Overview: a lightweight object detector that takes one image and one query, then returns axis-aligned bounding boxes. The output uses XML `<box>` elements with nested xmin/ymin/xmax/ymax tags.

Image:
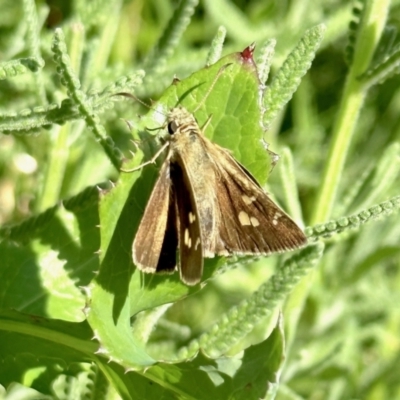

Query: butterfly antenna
<box><xmin>115</xmin><ymin>92</ymin><xmax>167</xmax><ymax>118</ymax></box>
<box><xmin>194</xmin><ymin>63</ymin><xmax>232</xmax><ymax>113</ymax></box>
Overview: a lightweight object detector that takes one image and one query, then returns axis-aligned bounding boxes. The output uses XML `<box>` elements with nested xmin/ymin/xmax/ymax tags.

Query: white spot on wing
<box><xmin>238</xmin><ymin>211</ymin><xmax>251</xmax><ymax>226</ymax></box>
<box><xmin>184</xmin><ymin>229</ymin><xmax>192</xmax><ymax>247</ymax></box>
<box><xmin>250</xmin><ymin>217</ymin><xmax>260</xmax><ymax>227</ymax></box>
<box><xmin>242</xmin><ymin>195</ymin><xmax>256</xmax><ymax>205</ymax></box>
<box><xmin>272</xmin><ymin>212</ymin><xmax>282</xmax><ymax>226</ymax></box>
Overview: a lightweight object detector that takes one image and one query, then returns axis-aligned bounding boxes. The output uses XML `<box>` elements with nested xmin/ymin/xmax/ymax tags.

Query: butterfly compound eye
<box><xmin>168</xmin><ymin>121</ymin><xmax>178</xmax><ymax>135</ymax></box>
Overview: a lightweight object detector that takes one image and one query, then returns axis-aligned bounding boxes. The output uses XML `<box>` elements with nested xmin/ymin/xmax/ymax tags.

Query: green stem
<box><xmin>36</xmin><ymin>124</ymin><xmax>70</xmax><ymax>212</ymax></box>
<box><xmin>311</xmin><ymin>0</ymin><xmax>390</xmax><ymax>224</ymax></box>
<box><xmin>279</xmin><ymin>148</ymin><xmax>304</xmax><ymax>224</ymax></box>
<box><xmin>36</xmin><ymin>28</ymin><xmax>85</xmax><ymax>211</ymax></box>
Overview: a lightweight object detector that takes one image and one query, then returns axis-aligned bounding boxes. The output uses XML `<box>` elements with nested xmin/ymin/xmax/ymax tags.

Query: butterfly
<box><xmin>131</xmin><ymin>104</ymin><xmax>307</xmax><ymax>285</ymax></box>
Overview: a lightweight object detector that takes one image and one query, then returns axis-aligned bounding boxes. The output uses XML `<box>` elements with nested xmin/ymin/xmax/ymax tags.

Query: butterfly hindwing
<box><xmin>132</xmin><ymin>160</ymin><xmax>177</xmax><ymax>274</ymax></box>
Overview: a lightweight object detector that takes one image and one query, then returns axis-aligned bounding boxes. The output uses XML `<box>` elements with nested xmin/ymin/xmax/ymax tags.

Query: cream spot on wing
<box><xmin>189</xmin><ymin>212</ymin><xmax>196</xmax><ymax>224</ymax></box>
<box><xmin>272</xmin><ymin>212</ymin><xmax>282</xmax><ymax>226</ymax></box>
<box><xmin>184</xmin><ymin>229</ymin><xmax>192</xmax><ymax>247</ymax></box>
<box><xmin>194</xmin><ymin>237</ymin><xmax>201</xmax><ymax>250</ymax></box>
<box><xmin>238</xmin><ymin>211</ymin><xmax>251</xmax><ymax>226</ymax></box>
<box><xmin>242</xmin><ymin>195</ymin><xmax>256</xmax><ymax>205</ymax></box>
<box><xmin>250</xmin><ymin>217</ymin><xmax>260</xmax><ymax>227</ymax></box>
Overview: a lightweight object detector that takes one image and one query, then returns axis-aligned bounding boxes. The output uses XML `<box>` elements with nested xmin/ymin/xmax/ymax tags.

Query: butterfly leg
<box><xmin>120</xmin><ymin>141</ymin><xmax>169</xmax><ymax>173</ymax></box>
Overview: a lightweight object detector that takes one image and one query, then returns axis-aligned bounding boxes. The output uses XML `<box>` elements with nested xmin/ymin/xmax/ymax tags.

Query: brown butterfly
<box><xmin>131</xmin><ymin>103</ymin><xmax>307</xmax><ymax>285</ymax></box>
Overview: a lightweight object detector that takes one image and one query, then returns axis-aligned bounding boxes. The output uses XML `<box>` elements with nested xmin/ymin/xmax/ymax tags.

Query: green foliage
<box><xmin>1</xmin><ymin>0</ymin><xmax>400</xmax><ymax>399</ymax></box>
<box><xmin>263</xmin><ymin>25</ymin><xmax>325</xmax><ymax>129</ymax></box>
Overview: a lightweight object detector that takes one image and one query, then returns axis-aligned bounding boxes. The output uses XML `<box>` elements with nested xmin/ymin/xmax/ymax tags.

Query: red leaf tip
<box><xmin>241</xmin><ymin>43</ymin><xmax>256</xmax><ymax>62</ymax></box>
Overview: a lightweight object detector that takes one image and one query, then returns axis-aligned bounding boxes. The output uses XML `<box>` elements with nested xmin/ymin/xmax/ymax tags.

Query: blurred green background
<box><xmin>1</xmin><ymin>0</ymin><xmax>400</xmax><ymax>399</ymax></box>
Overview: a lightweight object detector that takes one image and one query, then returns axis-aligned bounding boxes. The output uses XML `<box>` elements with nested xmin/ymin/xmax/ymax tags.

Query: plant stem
<box><xmin>311</xmin><ymin>0</ymin><xmax>390</xmax><ymax>224</ymax></box>
<box><xmin>36</xmin><ymin>124</ymin><xmax>69</xmax><ymax>212</ymax></box>
<box><xmin>36</xmin><ymin>27</ymin><xmax>85</xmax><ymax>211</ymax></box>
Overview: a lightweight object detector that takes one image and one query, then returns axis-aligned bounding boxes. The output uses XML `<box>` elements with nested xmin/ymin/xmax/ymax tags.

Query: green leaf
<box><xmin>142</xmin><ymin>317</ymin><xmax>285</xmax><ymax>399</ymax></box>
<box><xmin>88</xmin><ymin>47</ymin><xmax>272</xmax><ymax>369</ymax></box>
<box><xmin>263</xmin><ymin>24</ymin><xmax>325</xmax><ymax>129</ymax></box>
<box><xmin>0</xmin><ymin>192</ymin><xmax>100</xmax><ymax>320</ymax></box>
<box><xmin>141</xmin><ymin>47</ymin><xmax>272</xmax><ymax>183</ymax></box>
<box><xmin>0</xmin><ymin>309</ymin><xmax>95</xmax><ymax>395</ymax></box>
<box><xmin>0</xmin><ymin>57</ymin><xmax>44</xmax><ymax>80</ymax></box>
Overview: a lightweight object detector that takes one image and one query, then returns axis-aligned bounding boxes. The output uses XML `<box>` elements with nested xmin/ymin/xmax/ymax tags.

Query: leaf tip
<box><xmin>240</xmin><ymin>43</ymin><xmax>256</xmax><ymax>63</ymax></box>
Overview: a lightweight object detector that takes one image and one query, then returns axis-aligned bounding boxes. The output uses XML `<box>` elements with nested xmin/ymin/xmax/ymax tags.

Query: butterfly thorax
<box><xmin>167</xmin><ymin>106</ymin><xmax>220</xmax><ymax>255</ymax></box>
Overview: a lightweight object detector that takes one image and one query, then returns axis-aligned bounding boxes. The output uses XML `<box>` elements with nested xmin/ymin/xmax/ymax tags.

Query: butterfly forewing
<box><xmin>132</xmin><ymin>160</ymin><xmax>177</xmax><ymax>274</ymax></box>
<box><xmin>205</xmin><ymin>142</ymin><xmax>307</xmax><ymax>255</ymax></box>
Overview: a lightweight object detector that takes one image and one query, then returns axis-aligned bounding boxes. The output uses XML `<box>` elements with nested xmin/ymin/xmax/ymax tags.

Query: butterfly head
<box><xmin>167</xmin><ymin>106</ymin><xmax>198</xmax><ymax>137</ymax></box>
